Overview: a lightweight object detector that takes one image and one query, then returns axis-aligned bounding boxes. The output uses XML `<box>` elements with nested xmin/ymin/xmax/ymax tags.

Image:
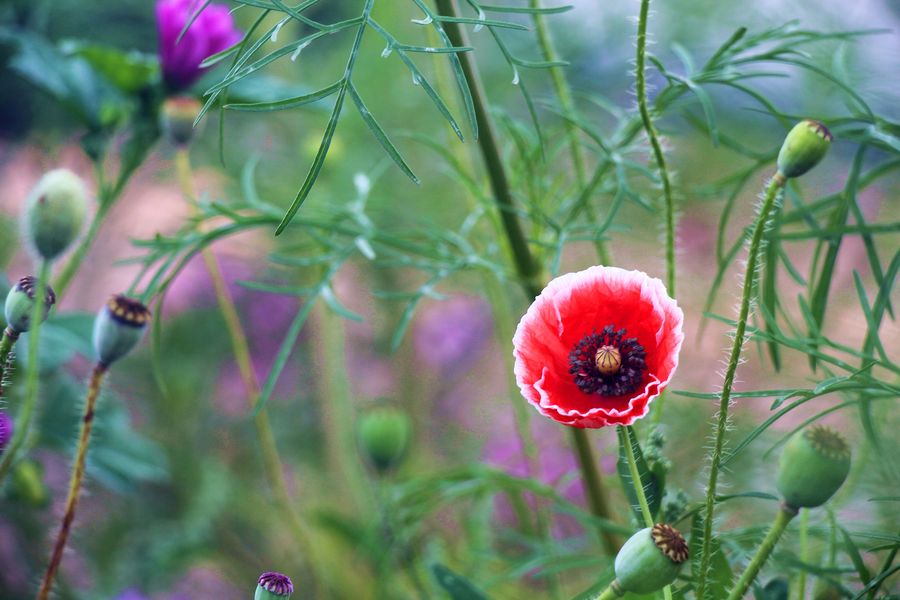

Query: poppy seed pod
<box><xmin>4</xmin><ymin>276</ymin><xmax>56</xmax><ymax>334</ymax></box>
<box><xmin>776</xmin><ymin>425</ymin><xmax>850</xmax><ymax>509</ymax></box>
<box><xmin>161</xmin><ymin>96</ymin><xmax>202</xmax><ymax>146</ymax></box>
<box><xmin>357</xmin><ymin>407</ymin><xmax>412</xmax><ymax>473</ymax></box>
<box><xmin>25</xmin><ymin>169</ymin><xmax>87</xmax><ymax>261</ymax></box>
<box><xmin>776</xmin><ymin>120</ymin><xmax>832</xmax><ymax>180</ymax></box>
<box><xmin>255</xmin><ymin>572</ymin><xmax>293</xmax><ymax>599</ymax></box>
<box><xmin>92</xmin><ymin>295</ymin><xmax>151</xmax><ymax>367</ymax></box>
<box><xmin>614</xmin><ymin>524</ymin><xmax>688</xmax><ymax>595</ymax></box>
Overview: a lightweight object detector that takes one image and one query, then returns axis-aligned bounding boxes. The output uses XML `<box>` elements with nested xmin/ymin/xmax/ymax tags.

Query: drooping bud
<box><xmin>776</xmin><ymin>425</ymin><xmax>850</xmax><ymax>509</ymax></box>
<box><xmin>160</xmin><ymin>96</ymin><xmax>202</xmax><ymax>146</ymax></box>
<box><xmin>92</xmin><ymin>295</ymin><xmax>151</xmax><ymax>367</ymax></box>
<box><xmin>776</xmin><ymin>120</ymin><xmax>832</xmax><ymax>180</ymax></box>
<box><xmin>613</xmin><ymin>524</ymin><xmax>688</xmax><ymax>594</ymax></box>
<box><xmin>357</xmin><ymin>406</ymin><xmax>412</xmax><ymax>473</ymax></box>
<box><xmin>0</xmin><ymin>411</ymin><xmax>12</xmax><ymax>454</ymax></box>
<box><xmin>4</xmin><ymin>276</ymin><xmax>56</xmax><ymax>334</ymax></box>
<box><xmin>255</xmin><ymin>572</ymin><xmax>293</xmax><ymax>599</ymax></box>
<box><xmin>25</xmin><ymin>169</ymin><xmax>87</xmax><ymax>261</ymax></box>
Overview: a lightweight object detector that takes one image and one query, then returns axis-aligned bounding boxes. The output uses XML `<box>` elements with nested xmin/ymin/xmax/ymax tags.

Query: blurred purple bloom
<box><xmin>413</xmin><ymin>296</ymin><xmax>493</xmax><ymax>375</ymax></box>
<box><xmin>0</xmin><ymin>411</ymin><xmax>12</xmax><ymax>453</ymax></box>
<box><xmin>114</xmin><ymin>589</ymin><xmax>149</xmax><ymax>600</ymax></box>
<box><xmin>156</xmin><ymin>0</ymin><xmax>242</xmax><ymax>91</ymax></box>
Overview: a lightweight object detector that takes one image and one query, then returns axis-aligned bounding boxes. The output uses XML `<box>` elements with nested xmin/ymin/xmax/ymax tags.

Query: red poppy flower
<box><xmin>513</xmin><ymin>266</ymin><xmax>683</xmax><ymax>428</ymax></box>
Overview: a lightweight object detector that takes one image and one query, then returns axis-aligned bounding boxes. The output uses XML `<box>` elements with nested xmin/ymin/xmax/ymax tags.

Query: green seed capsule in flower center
<box><xmin>595</xmin><ymin>345</ymin><xmax>622</xmax><ymax>375</ymax></box>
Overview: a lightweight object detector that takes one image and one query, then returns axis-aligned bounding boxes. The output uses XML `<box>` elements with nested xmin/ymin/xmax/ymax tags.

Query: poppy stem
<box><xmin>0</xmin><ymin>328</ymin><xmax>17</xmax><ymax>397</ymax></box>
<box><xmin>529</xmin><ymin>0</ymin><xmax>611</xmax><ymax>266</ymax></box>
<box><xmin>434</xmin><ymin>0</ymin><xmax>620</xmax><ymax>553</ymax></box>
<box><xmin>36</xmin><ymin>363</ymin><xmax>107</xmax><ymax>600</ymax></box>
<box><xmin>173</xmin><ymin>147</ymin><xmax>321</xmax><ymax>587</ymax></box>
<box><xmin>0</xmin><ymin>260</ymin><xmax>50</xmax><ymax>486</ymax></box>
<box><xmin>726</xmin><ymin>504</ymin><xmax>797</xmax><ymax>600</ymax></box>
<box><xmin>636</xmin><ymin>0</ymin><xmax>677</xmax><ymax>298</ymax></box>
<box><xmin>695</xmin><ymin>176</ymin><xmax>785</xmax><ymax>600</ymax></box>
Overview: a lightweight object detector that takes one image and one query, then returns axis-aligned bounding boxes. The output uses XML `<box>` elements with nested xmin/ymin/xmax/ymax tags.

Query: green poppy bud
<box><xmin>25</xmin><ymin>169</ymin><xmax>87</xmax><ymax>261</ymax></box>
<box><xmin>357</xmin><ymin>407</ymin><xmax>412</xmax><ymax>473</ymax></box>
<box><xmin>812</xmin><ymin>580</ymin><xmax>843</xmax><ymax>600</ymax></box>
<box><xmin>776</xmin><ymin>120</ymin><xmax>832</xmax><ymax>180</ymax></box>
<box><xmin>776</xmin><ymin>426</ymin><xmax>850</xmax><ymax>509</ymax></box>
<box><xmin>761</xmin><ymin>578</ymin><xmax>790</xmax><ymax>600</ymax></box>
<box><xmin>92</xmin><ymin>295</ymin><xmax>151</xmax><ymax>367</ymax></box>
<box><xmin>614</xmin><ymin>524</ymin><xmax>688</xmax><ymax>595</ymax></box>
<box><xmin>160</xmin><ymin>96</ymin><xmax>202</xmax><ymax>146</ymax></box>
<box><xmin>255</xmin><ymin>572</ymin><xmax>293</xmax><ymax>599</ymax></box>
<box><xmin>9</xmin><ymin>459</ymin><xmax>50</xmax><ymax>507</ymax></box>
<box><xmin>4</xmin><ymin>276</ymin><xmax>56</xmax><ymax>334</ymax></box>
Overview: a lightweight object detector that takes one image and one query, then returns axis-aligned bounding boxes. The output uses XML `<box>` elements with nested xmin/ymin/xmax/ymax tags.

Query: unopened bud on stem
<box><xmin>4</xmin><ymin>276</ymin><xmax>56</xmax><ymax>334</ymax></box>
<box><xmin>25</xmin><ymin>169</ymin><xmax>87</xmax><ymax>261</ymax></box>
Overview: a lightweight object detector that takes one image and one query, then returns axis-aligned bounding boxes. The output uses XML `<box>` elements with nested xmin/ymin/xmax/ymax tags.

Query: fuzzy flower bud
<box><xmin>161</xmin><ymin>96</ymin><xmax>202</xmax><ymax>146</ymax></box>
<box><xmin>614</xmin><ymin>524</ymin><xmax>688</xmax><ymax>595</ymax></box>
<box><xmin>777</xmin><ymin>425</ymin><xmax>850</xmax><ymax>509</ymax></box>
<box><xmin>25</xmin><ymin>169</ymin><xmax>87</xmax><ymax>261</ymax></box>
<box><xmin>776</xmin><ymin>120</ymin><xmax>832</xmax><ymax>180</ymax></box>
<box><xmin>0</xmin><ymin>411</ymin><xmax>12</xmax><ymax>454</ymax></box>
<box><xmin>93</xmin><ymin>295</ymin><xmax>151</xmax><ymax>367</ymax></box>
<box><xmin>4</xmin><ymin>276</ymin><xmax>56</xmax><ymax>334</ymax></box>
<box><xmin>255</xmin><ymin>572</ymin><xmax>293</xmax><ymax>599</ymax></box>
<box><xmin>357</xmin><ymin>407</ymin><xmax>412</xmax><ymax>473</ymax></box>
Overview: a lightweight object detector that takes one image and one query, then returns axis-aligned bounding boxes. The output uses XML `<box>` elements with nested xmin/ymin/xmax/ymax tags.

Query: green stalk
<box><xmin>53</xmin><ymin>201</ymin><xmax>111</xmax><ymax>298</ymax></box>
<box><xmin>0</xmin><ymin>329</ymin><xmax>17</xmax><ymax>395</ymax></box>
<box><xmin>592</xmin><ymin>582</ymin><xmax>624</xmax><ymax>600</ymax></box>
<box><xmin>571</xmin><ymin>428</ymin><xmax>620</xmax><ymax>553</ymax></box>
<box><xmin>620</xmin><ymin>425</ymin><xmax>673</xmax><ymax>600</ymax></box>
<box><xmin>635</xmin><ymin>0</ymin><xmax>676</xmax><ymax>297</ymax></box>
<box><xmin>529</xmin><ymin>0</ymin><xmax>611</xmax><ymax>265</ymax></box>
<box><xmin>434</xmin><ymin>0</ymin><xmax>618</xmax><ymax>553</ymax></box>
<box><xmin>0</xmin><ymin>261</ymin><xmax>50</xmax><ymax>484</ymax></box>
<box><xmin>796</xmin><ymin>508</ymin><xmax>810</xmax><ymax>600</ymax></box>
<box><xmin>695</xmin><ymin>176</ymin><xmax>785</xmax><ymax>600</ymax></box>
<box><xmin>726</xmin><ymin>504</ymin><xmax>798</xmax><ymax>600</ymax></box>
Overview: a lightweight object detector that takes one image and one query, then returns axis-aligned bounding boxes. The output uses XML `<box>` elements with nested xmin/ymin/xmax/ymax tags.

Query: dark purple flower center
<box><xmin>258</xmin><ymin>572</ymin><xmax>293</xmax><ymax>596</ymax></box>
<box><xmin>569</xmin><ymin>325</ymin><xmax>646</xmax><ymax>397</ymax></box>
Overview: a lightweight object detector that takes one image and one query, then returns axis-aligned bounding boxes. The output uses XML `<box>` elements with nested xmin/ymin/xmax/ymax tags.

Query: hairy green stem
<box><xmin>635</xmin><ymin>0</ymin><xmax>676</xmax><ymax>296</ymax></box>
<box><xmin>529</xmin><ymin>0</ymin><xmax>611</xmax><ymax>265</ymax></box>
<box><xmin>696</xmin><ymin>176</ymin><xmax>784</xmax><ymax>600</ymax></box>
<box><xmin>36</xmin><ymin>363</ymin><xmax>107</xmax><ymax>600</ymax></box>
<box><xmin>0</xmin><ymin>261</ymin><xmax>50</xmax><ymax>485</ymax></box>
<box><xmin>435</xmin><ymin>0</ymin><xmax>618</xmax><ymax>553</ymax></box>
<box><xmin>726</xmin><ymin>504</ymin><xmax>798</xmax><ymax>600</ymax></box>
<box><xmin>796</xmin><ymin>508</ymin><xmax>810</xmax><ymax>600</ymax></box>
<box><xmin>620</xmin><ymin>425</ymin><xmax>673</xmax><ymax>600</ymax></box>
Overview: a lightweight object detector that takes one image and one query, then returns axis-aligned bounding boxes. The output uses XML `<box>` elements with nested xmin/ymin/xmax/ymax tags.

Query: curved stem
<box><xmin>726</xmin><ymin>504</ymin><xmax>797</xmax><ymax>600</ymax></box>
<box><xmin>635</xmin><ymin>0</ymin><xmax>676</xmax><ymax>297</ymax></box>
<box><xmin>529</xmin><ymin>0</ymin><xmax>611</xmax><ymax>265</ymax></box>
<box><xmin>435</xmin><ymin>0</ymin><xmax>618</xmax><ymax>552</ymax></box>
<box><xmin>173</xmin><ymin>148</ymin><xmax>319</xmax><ymax>581</ymax></box>
<box><xmin>0</xmin><ymin>261</ymin><xmax>50</xmax><ymax>485</ymax></box>
<box><xmin>36</xmin><ymin>363</ymin><xmax>107</xmax><ymax>600</ymax></box>
<box><xmin>696</xmin><ymin>176</ymin><xmax>784</xmax><ymax>600</ymax></box>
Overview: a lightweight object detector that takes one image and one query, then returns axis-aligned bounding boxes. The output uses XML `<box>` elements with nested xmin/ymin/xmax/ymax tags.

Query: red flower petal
<box><xmin>513</xmin><ymin>266</ymin><xmax>683</xmax><ymax>428</ymax></box>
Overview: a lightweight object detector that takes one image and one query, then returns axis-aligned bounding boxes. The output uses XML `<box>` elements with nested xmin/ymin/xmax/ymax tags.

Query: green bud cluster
<box><xmin>92</xmin><ymin>295</ymin><xmax>151</xmax><ymax>367</ymax></box>
<box><xmin>613</xmin><ymin>524</ymin><xmax>688</xmax><ymax>595</ymax></box>
<box><xmin>357</xmin><ymin>406</ymin><xmax>412</xmax><ymax>473</ymax></box>
<box><xmin>24</xmin><ymin>169</ymin><xmax>87</xmax><ymax>261</ymax></box>
<box><xmin>4</xmin><ymin>276</ymin><xmax>56</xmax><ymax>335</ymax></box>
<box><xmin>776</xmin><ymin>426</ymin><xmax>850</xmax><ymax>509</ymax></box>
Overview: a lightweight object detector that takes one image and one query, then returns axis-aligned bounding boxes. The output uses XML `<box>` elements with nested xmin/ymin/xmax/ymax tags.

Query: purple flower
<box><xmin>114</xmin><ymin>589</ymin><xmax>149</xmax><ymax>600</ymax></box>
<box><xmin>0</xmin><ymin>411</ymin><xmax>12</xmax><ymax>454</ymax></box>
<box><xmin>156</xmin><ymin>0</ymin><xmax>242</xmax><ymax>91</ymax></box>
<box><xmin>413</xmin><ymin>296</ymin><xmax>493</xmax><ymax>376</ymax></box>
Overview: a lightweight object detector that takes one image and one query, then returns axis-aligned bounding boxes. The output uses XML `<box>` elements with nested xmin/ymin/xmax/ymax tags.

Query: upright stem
<box><xmin>796</xmin><ymin>508</ymin><xmax>810</xmax><ymax>600</ymax></box>
<box><xmin>36</xmin><ymin>363</ymin><xmax>108</xmax><ymax>600</ymax></box>
<box><xmin>696</xmin><ymin>176</ymin><xmax>784</xmax><ymax>600</ymax></box>
<box><xmin>0</xmin><ymin>261</ymin><xmax>50</xmax><ymax>485</ymax></box>
<box><xmin>726</xmin><ymin>504</ymin><xmax>798</xmax><ymax>600</ymax></box>
<box><xmin>620</xmin><ymin>425</ymin><xmax>673</xmax><ymax>600</ymax></box>
<box><xmin>53</xmin><ymin>202</ymin><xmax>111</xmax><ymax>298</ymax></box>
<box><xmin>0</xmin><ymin>329</ymin><xmax>17</xmax><ymax>396</ymax></box>
<box><xmin>172</xmin><ymin>148</ymin><xmax>318</xmax><ymax>577</ymax></box>
<box><xmin>434</xmin><ymin>0</ymin><xmax>617</xmax><ymax>550</ymax></box>
<box><xmin>592</xmin><ymin>582</ymin><xmax>624</xmax><ymax>600</ymax></box>
<box><xmin>571</xmin><ymin>428</ymin><xmax>618</xmax><ymax>553</ymax></box>
<box><xmin>635</xmin><ymin>0</ymin><xmax>676</xmax><ymax>296</ymax></box>
<box><xmin>529</xmin><ymin>0</ymin><xmax>611</xmax><ymax>265</ymax></box>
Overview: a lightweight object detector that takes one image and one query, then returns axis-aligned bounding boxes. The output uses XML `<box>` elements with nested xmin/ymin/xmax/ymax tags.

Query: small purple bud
<box><xmin>255</xmin><ymin>572</ymin><xmax>293</xmax><ymax>599</ymax></box>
